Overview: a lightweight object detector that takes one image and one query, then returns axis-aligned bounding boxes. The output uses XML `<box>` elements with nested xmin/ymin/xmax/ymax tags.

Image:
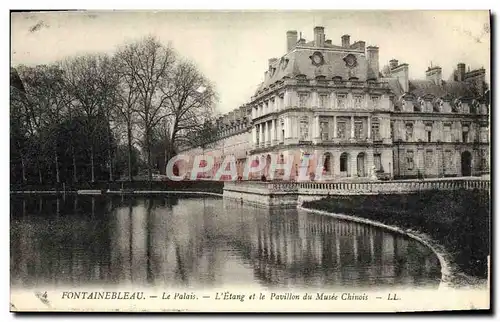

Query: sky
<box><xmin>11</xmin><ymin>10</ymin><xmax>490</xmax><ymax>114</ymax></box>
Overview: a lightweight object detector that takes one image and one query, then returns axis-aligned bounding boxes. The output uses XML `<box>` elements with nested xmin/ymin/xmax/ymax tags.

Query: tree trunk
<box><xmin>108</xmin><ymin>147</ymin><xmax>113</xmax><ymax>182</ymax></box>
<box><xmin>127</xmin><ymin>125</ymin><xmax>133</xmax><ymax>182</ymax></box>
<box><xmin>55</xmin><ymin>149</ymin><xmax>60</xmax><ymax>184</ymax></box>
<box><xmin>90</xmin><ymin>145</ymin><xmax>95</xmax><ymax>183</ymax></box>
<box><xmin>146</xmin><ymin>128</ymin><xmax>152</xmax><ymax>183</ymax></box>
<box><xmin>72</xmin><ymin>148</ymin><xmax>78</xmax><ymax>183</ymax></box>
<box><xmin>38</xmin><ymin>162</ymin><xmax>43</xmax><ymax>184</ymax></box>
<box><xmin>21</xmin><ymin>156</ymin><xmax>27</xmax><ymax>184</ymax></box>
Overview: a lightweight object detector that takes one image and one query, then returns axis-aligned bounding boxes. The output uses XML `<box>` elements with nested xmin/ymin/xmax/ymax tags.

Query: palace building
<box><xmin>179</xmin><ymin>26</ymin><xmax>490</xmax><ymax>181</ymax></box>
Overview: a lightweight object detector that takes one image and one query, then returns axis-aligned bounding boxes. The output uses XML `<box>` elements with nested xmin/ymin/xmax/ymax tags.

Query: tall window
<box><xmin>372</xmin><ymin>121</ymin><xmax>380</xmax><ymax>141</ymax></box>
<box><xmin>323</xmin><ymin>153</ymin><xmax>332</xmax><ymax>174</ymax></box>
<box><xmin>406</xmin><ymin>150</ymin><xmax>414</xmax><ymax>170</ymax></box>
<box><xmin>340</xmin><ymin>153</ymin><xmax>348</xmax><ymax>172</ymax></box>
<box><xmin>280</xmin><ymin>119</ymin><xmax>285</xmax><ymax>143</ymax></box>
<box><xmin>425</xmin><ymin>149</ymin><xmax>433</xmax><ymax>169</ymax></box>
<box><xmin>390</xmin><ymin>121</ymin><xmax>395</xmax><ymax>139</ymax></box>
<box><xmin>354</xmin><ymin>121</ymin><xmax>364</xmax><ymax>139</ymax></box>
<box><xmin>462</xmin><ymin>124</ymin><xmax>469</xmax><ymax>143</ymax></box>
<box><xmin>320</xmin><ymin>121</ymin><xmax>329</xmax><ymax>140</ymax></box>
<box><xmin>480</xmin><ymin>149</ymin><xmax>488</xmax><ymax>170</ymax></box>
<box><xmin>299</xmin><ymin>93</ymin><xmax>308</xmax><ymax>108</ymax></box>
<box><xmin>354</xmin><ymin>95</ymin><xmax>363</xmax><ymax>109</ymax></box>
<box><xmin>480</xmin><ymin>126</ymin><xmax>488</xmax><ymax>143</ymax></box>
<box><xmin>445</xmin><ymin>150</ymin><xmax>453</xmax><ymax>170</ymax></box>
<box><xmin>319</xmin><ymin>94</ymin><xmax>328</xmax><ymax>108</ymax></box>
<box><xmin>299</xmin><ymin>117</ymin><xmax>309</xmax><ymax>141</ymax></box>
<box><xmin>425</xmin><ymin>123</ymin><xmax>433</xmax><ymax>142</ymax></box>
<box><xmin>337</xmin><ymin>121</ymin><xmax>347</xmax><ymax>139</ymax></box>
<box><xmin>337</xmin><ymin>94</ymin><xmax>346</xmax><ymax>109</ymax></box>
<box><xmin>405</xmin><ymin>123</ymin><xmax>414</xmax><ymax>142</ymax></box>
<box><xmin>443</xmin><ymin>124</ymin><xmax>452</xmax><ymax>142</ymax></box>
<box><xmin>374</xmin><ymin>153</ymin><xmax>382</xmax><ymax>171</ymax></box>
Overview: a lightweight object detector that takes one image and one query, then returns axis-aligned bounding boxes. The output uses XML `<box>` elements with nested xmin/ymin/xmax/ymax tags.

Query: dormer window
<box><xmin>433</xmin><ymin>98</ymin><xmax>443</xmax><ymax>112</ymax></box>
<box><xmin>354</xmin><ymin>95</ymin><xmax>363</xmax><ymax>108</ymax></box>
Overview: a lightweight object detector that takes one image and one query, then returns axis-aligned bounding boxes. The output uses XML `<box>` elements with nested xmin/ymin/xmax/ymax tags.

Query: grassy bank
<box><xmin>302</xmin><ymin>189</ymin><xmax>490</xmax><ymax>279</ymax></box>
<box><xmin>10</xmin><ymin>180</ymin><xmax>224</xmax><ymax>194</ymax></box>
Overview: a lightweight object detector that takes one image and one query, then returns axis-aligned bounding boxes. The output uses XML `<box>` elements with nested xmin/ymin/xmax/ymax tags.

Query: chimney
<box><xmin>314</xmin><ymin>26</ymin><xmax>325</xmax><ymax>47</ymax></box>
<box><xmin>351</xmin><ymin>41</ymin><xmax>365</xmax><ymax>51</ymax></box>
<box><xmin>389</xmin><ymin>59</ymin><xmax>399</xmax><ymax>70</ymax></box>
<box><xmin>426</xmin><ymin>66</ymin><xmax>442</xmax><ymax>85</ymax></box>
<box><xmin>457</xmin><ymin>63</ymin><xmax>466</xmax><ymax>81</ymax></box>
<box><xmin>366</xmin><ymin>46</ymin><xmax>380</xmax><ymax>80</ymax></box>
<box><xmin>325</xmin><ymin>39</ymin><xmax>332</xmax><ymax>45</ymax></box>
<box><xmin>268</xmin><ymin>58</ymin><xmax>277</xmax><ymax>69</ymax></box>
<box><xmin>286</xmin><ymin>30</ymin><xmax>298</xmax><ymax>52</ymax></box>
<box><xmin>341</xmin><ymin>35</ymin><xmax>350</xmax><ymax>48</ymax></box>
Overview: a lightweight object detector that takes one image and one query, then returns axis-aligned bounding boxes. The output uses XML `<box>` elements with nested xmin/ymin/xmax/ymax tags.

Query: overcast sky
<box><xmin>11</xmin><ymin>10</ymin><xmax>490</xmax><ymax>114</ymax></box>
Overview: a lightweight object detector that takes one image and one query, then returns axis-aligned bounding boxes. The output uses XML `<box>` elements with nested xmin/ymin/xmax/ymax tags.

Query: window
<box><xmin>425</xmin><ymin>123</ymin><xmax>433</xmax><ymax>142</ymax></box>
<box><xmin>425</xmin><ymin>150</ymin><xmax>433</xmax><ymax>169</ymax></box>
<box><xmin>374</xmin><ymin>153</ymin><xmax>382</xmax><ymax>171</ymax></box>
<box><xmin>354</xmin><ymin>95</ymin><xmax>363</xmax><ymax>108</ymax></box>
<box><xmin>444</xmin><ymin>124</ymin><xmax>452</xmax><ymax>142</ymax></box>
<box><xmin>299</xmin><ymin>93</ymin><xmax>308</xmax><ymax>108</ymax></box>
<box><xmin>406</xmin><ymin>150</ymin><xmax>414</xmax><ymax>170</ymax></box>
<box><xmin>337</xmin><ymin>121</ymin><xmax>347</xmax><ymax>139</ymax></box>
<box><xmin>405</xmin><ymin>123</ymin><xmax>414</xmax><ymax>142</ymax></box>
<box><xmin>299</xmin><ymin>117</ymin><xmax>309</xmax><ymax>140</ymax></box>
<box><xmin>480</xmin><ymin>150</ymin><xmax>488</xmax><ymax>170</ymax></box>
<box><xmin>371</xmin><ymin>96</ymin><xmax>380</xmax><ymax>108</ymax></box>
<box><xmin>320</xmin><ymin>121</ymin><xmax>329</xmax><ymax>140</ymax></box>
<box><xmin>390</xmin><ymin>121</ymin><xmax>395</xmax><ymax>139</ymax></box>
<box><xmin>480</xmin><ymin>126</ymin><xmax>488</xmax><ymax>143</ymax></box>
<box><xmin>340</xmin><ymin>153</ymin><xmax>348</xmax><ymax>172</ymax></box>
<box><xmin>319</xmin><ymin>94</ymin><xmax>328</xmax><ymax>108</ymax></box>
<box><xmin>323</xmin><ymin>153</ymin><xmax>332</xmax><ymax>174</ymax></box>
<box><xmin>337</xmin><ymin>94</ymin><xmax>346</xmax><ymax>109</ymax></box>
<box><xmin>372</xmin><ymin>121</ymin><xmax>380</xmax><ymax>141</ymax></box>
<box><xmin>445</xmin><ymin>150</ymin><xmax>453</xmax><ymax>170</ymax></box>
<box><xmin>354</xmin><ymin>121</ymin><xmax>364</xmax><ymax>139</ymax></box>
<box><xmin>256</xmin><ymin>126</ymin><xmax>260</xmax><ymax>145</ymax></box>
<box><xmin>462</xmin><ymin>124</ymin><xmax>469</xmax><ymax>143</ymax></box>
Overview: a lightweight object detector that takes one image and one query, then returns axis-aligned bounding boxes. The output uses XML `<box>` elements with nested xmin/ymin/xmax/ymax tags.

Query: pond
<box><xmin>10</xmin><ymin>195</ymin><xmax>441</xmax><ymax>290</ymax></box>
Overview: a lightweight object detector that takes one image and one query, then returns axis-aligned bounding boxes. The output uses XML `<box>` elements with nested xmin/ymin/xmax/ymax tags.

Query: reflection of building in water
<box><xmin>11</xmin><ymin>196</ymin><xmax>441</xmax><ymax>289</ymax></box>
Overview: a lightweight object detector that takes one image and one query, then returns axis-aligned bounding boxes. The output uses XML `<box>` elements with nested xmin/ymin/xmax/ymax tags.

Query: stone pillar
<box><xmin>333</xmin><ymin>115</ymin><xmax>337</xmax><ymax>138</ymax></box>
<box><xmin>252</xmin><ymin>125</ymin><xmax>257</xmax><ymax>147</ymax></box>
<box><xmin>263</xmin><ymin>121</ymin><xmax>268</xmax><ymax>146</ymax></box>
<box><xmin>366</xmin><ymin>149</ymin><xmax>375</xmax><ymax>179</ymax></box>
<box><xmin>259</xmin><ymin>123</ymin><xmax>265</xmax><ymax>147</ymax></box>
<box><xmin>350</xmin><ymin>116</ymin><xmax>355</xmax><ymax>139</ymax></box>
<box><xmin>367</xmin><ymin>116</ymin><xmax>371</xmax><ymax>139</ymax></box>
<box><xmin>314</xmin><ymin>115</ymin><xmax>320</xmax><ymax>140</ymax></box>
<box><xmin>271</xmin><ymin>119</ymin><xmax>276</xmax><ymax>144</ymax></box>
<box><xmin>284</xmin><ymin>90</ymin><xmax>290</xmax><ymax>109</ymax></box>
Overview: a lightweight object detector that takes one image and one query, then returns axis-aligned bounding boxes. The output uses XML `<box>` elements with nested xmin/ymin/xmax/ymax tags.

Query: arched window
<box><xmin>340</xmin><ymin>152</ymin><xmax>349</xmax><ymax>172</ymax></box>
<box><xmin>323</xmin><ymin>153</ymin><xmax>332</xmax><ymax>174</ymax></box>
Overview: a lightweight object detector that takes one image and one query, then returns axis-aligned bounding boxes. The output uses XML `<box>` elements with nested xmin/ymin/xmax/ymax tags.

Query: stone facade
<box><xmin>179</xmin><ymin>26</ymin><xmax>490</xmax><ymax>180</ymax></box>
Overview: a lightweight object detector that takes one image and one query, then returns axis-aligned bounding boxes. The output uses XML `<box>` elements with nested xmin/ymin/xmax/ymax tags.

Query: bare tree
<box><xmin>113</xmin><ymin>56</ymin><xmax>140</xmax><ymax>181</ymax></box>
<box><xmin>115</xmin><ymin>36</ymin><xmax>176</xmax><ymax>182</ymax></box>
<box><xmin>163</xmin><ymin>60</ymin><xmax>217</xmax><ymax>160</ymax></box>
<box><xmin>61</xmin><ymin>53</ymin><xmax>118</xmax><ymax>182</ymax></box>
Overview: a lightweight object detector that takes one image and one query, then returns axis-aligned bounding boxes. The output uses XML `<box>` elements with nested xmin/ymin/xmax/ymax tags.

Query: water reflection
<box><xmin>10</xmin><ymin>195</ymin><xmax>441</xmax><ymax>289</ymax></box>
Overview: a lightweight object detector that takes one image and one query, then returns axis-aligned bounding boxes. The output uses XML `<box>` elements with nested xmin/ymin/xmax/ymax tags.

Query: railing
<box><xmin>224</xmin><ymin>178</ymin><xmax>490</xmax><ymax>197</ymax></box>
<box><xmin>298</xmin><ymin>178</ymin><xmax>490</xmax><ymax>194</ymax></box>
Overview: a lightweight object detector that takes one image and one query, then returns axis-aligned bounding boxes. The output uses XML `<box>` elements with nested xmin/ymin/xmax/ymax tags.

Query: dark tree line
<box><xmin>10</xmin><ymin>36</ymin><xmax>217</xmax><ymax>185</ymax></box>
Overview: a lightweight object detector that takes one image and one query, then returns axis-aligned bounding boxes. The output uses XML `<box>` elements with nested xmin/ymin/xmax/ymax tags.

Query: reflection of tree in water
<box><xmin>10</xmin><ymin>196</ymin><xmax>441</xmax><ymax>289</ymax></box>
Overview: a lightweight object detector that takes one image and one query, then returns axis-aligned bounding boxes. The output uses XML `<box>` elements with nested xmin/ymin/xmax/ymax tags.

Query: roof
<box><xmin>408</xmin><ymin>79</ymin><xmax>475</xmax><ymax>99</ymax></box>
<box><xmin>255</xmin><ymin>47</ymin><xmax>368</xmax><ymax>95</ymax></box>
<box><xmin>381</xmin><ymin>77</ymin><xmax>404</xmax><ymax>97</ymax></box>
